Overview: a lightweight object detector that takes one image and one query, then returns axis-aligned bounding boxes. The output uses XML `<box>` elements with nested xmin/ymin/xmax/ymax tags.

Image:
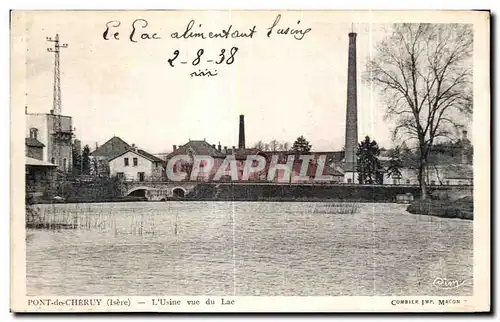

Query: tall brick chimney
<box><xmin>238</xmin><ymin>114</ymin><xmax>246</xmax><ymax>150</ymax></box>
<box><xmin>344</xmin><ymin>31</ymin><xmax>358</xmax><ymax>172</ymax></box>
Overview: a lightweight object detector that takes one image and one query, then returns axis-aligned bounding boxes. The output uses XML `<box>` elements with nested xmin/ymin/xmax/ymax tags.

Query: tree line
<box><xmin>253</xmin><ymin>136</ymin><xmax>312</xmax><ymax>153</ymax></box>
<box><xmin>71</xmin><ymin>144</ymin><xmax>91</xmax><ymax>175</ymax></box>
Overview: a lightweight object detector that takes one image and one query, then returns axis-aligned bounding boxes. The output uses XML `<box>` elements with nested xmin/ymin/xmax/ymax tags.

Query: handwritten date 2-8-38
<box><xmin>168</xmin><ymin>47</ymin><xmax>239</xmax><ymax>67</ymax></box>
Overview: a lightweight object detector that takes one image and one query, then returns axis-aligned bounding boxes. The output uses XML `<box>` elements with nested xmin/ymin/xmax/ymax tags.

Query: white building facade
<box><xmin>109</xmin><ymin>149</ymin><xmax>164</xmax><ymax>181</ymax></box>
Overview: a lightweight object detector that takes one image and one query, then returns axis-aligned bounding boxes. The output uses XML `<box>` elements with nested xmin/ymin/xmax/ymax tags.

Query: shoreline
<box><xmin>31</xmin><ymin>198</ymin><xmax>413</xmax><ymax>205</ymax></box>
<box><xmin>406</xmin><ymin>198</ymin><xmax>473</xmax><ymax>220</ymax></box>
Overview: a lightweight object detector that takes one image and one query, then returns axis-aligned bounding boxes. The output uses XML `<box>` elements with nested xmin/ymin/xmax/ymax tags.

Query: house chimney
<box><xmin>224</xmin><ymin>146</ymin><xmax>228</xmax><ymax>154</ymax></box>
<box><xmin>344</xmin><ymin>30</ymin><xmax>358</xmax><ymax>172</ymax></box>
<box><xmin>462</xmin><ymin>130</ymin><xmax>468</xmax><ymax>141</ymax></box>
<box><xmin>173</xmin><ymin>145</ymin><xmax>177</xmax><ymax>151</ymax></box>
<box><xmin>218</xmin><ymin>142</ymin><xmax>222</xmax><ymax>152</ymax></box>
<box><xmin>25</xmin><ymin>106</ymin><xmax>27</xmax><ymax>114</ymax></box>
<box><xmin>50</xmin><ymin>109</ymin><xmax>54</xmax><ymax>114</ymax></box>
<box><xmin>238</xmin><ymin>114</ymin><xmax>246</xmax><ymax>150</ymax></box>
<box><xmin>131</xmin><ymin>143</ymin><xmax>137</xmax><ymax>151</ymax></box>
<box><xmin>212</xmin><ymin>144</ymin><xmax>216</xmax><ymax>149</ymax></box>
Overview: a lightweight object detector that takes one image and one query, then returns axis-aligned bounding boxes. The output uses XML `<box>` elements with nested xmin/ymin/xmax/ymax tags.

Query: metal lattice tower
<box><xmin>46</xmin><ymin>34</ymin><xmax>68</xmax><ymax>171</ymax></box>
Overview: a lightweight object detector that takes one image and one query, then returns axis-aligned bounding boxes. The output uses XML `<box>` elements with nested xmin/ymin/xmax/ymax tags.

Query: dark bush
<box><xmin>406</xmin><ymin>198</ymin><xmax>473</xmax><ymax>220</ymax></box>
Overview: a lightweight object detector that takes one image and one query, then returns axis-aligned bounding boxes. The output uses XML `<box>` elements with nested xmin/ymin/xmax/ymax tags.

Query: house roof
<box><xmin>168</xmin><ymin>140</ymin><xmax>225</xmax><ymax>158</ymax></box>
<box><xmin>90</xmin><ymin>136</ymin><xmax>132</xmax><ymax>159</ymax></box>
<box><xmin>25</xmin><ymin>137</ymin><xmax>45</xmax><ymax>148</ymax></box>
<box><xmin>25</xmin><ymin>157</ymin><xmax>57</xmax><ymax>167</ymax></box>
<box><xmin>109</xmin><ymin>148</ymin><xmax>165</xmax><ymax>163</ymax></box>
<box><xmin>136</xmin><ymin>149</ymin><xmax>165</xmax><ymax>163</ymax></box>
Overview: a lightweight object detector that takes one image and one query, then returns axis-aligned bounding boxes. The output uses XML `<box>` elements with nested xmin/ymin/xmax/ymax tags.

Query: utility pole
<box><xmin>47</xmin><ymin>34</ymin><xmax>68</xmax><ymax>195</ymax></box>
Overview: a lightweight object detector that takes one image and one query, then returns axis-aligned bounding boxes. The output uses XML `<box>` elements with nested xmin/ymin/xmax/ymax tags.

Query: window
<box><xmin>63</xmin><ymin>158</ymin><xmax>67</xmax><ymax>172</ymax></box>
<box><xmin>133</xmin><ymin>158</ymin><xmax>138</xmax><ymax>166</ymax></box>
<box><xmin>51</xmin><ymin>157</ymin><xmax>55</xmax><ymax>165</ymax></box>
<box><xmin>124</xmin><ymin>158</ymin><xmax>129</xmax><ymax>166</ymax></box>
<box><xmin>29</xmin><ymin>128</ymin><xmax>38</xmax><ymax>139</ymax></box>
<box><xmin>138</xmin><ymin>172</ymin><xmax>145</xmax><ymax>182</ymax></box>
<box><xmin>393</xmin><ymin>179</ymin><xmax>397</xmax><ymax>184</ymax></box>
<box><xmin>117</xmin><ymin>172</ymin><xmax>125</xmax><ymax>180</ymax></box>
<box><xmin>406</xmin><ymin>179</ymin><xmax>410</xmax><ymax>184</ymax></box>
<box><xmin>347</xmin><ymin>178</ymin><xmax>352</xmax><ymax>183</ymax></box>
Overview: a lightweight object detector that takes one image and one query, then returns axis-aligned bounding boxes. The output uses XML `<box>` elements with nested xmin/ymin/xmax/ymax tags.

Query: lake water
<box><xmin>26</xmin><ymin>202</ymin><xmax>473</xmax><ymax>296</ymax></box>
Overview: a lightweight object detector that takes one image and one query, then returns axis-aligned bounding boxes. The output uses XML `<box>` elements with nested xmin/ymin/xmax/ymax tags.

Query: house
<box><xmin>26</xmin><ymin>111</ymin><xmax>73</xmax><ymax>173</ymax></box>
<box><xmin>109</xmin><ymin>147</ymin><xmax>165</xmax><ymax>181</ymax></box>
<box><xmin>25</xmin><ymin>156</ymin><xmax>57</xmax><ymax>199</ymax></box>
<box><xmin>167</xmin><ymin>140</ymin><xmax>227</xmax><ymax>181</ymax></box>
<box><xmin>90</xmin><ymin>136</ymin><xmax>132</xmax><ymax>175</ymax></box>
<box><xmin>379</xmin><ymin>134</ymin><xmax>473</xmax><ymax>186</ymax></box>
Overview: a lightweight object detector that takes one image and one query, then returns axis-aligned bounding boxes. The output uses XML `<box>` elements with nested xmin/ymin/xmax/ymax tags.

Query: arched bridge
<box><xmin>121</xmin><ymin>181</ymin><xmax>199</xmax><ymax>201</ymax></box>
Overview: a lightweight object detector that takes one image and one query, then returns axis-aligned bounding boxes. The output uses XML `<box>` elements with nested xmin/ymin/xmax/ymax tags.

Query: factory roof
<box><xmin>168</xmin><ymin>140</ymin><xmax>226</xmax><ymax>158</ymax></box>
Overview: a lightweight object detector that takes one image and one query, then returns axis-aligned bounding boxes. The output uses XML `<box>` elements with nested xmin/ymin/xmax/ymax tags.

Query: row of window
<box><xmin>124</xmin><ymin>157</ymin><xmax>138</xmax><ymax>167</ymax></box>
<box><xmin>116</xmin><ymin>172</ymin><xmax>145</xmax><ymax>181</ymax></box>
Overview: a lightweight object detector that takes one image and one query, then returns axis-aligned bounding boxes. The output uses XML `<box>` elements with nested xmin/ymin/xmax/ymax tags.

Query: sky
<box><xmin>18</xmin><ymin>11</ymin><xmax>395</xmax><ymax>154</ymax></box>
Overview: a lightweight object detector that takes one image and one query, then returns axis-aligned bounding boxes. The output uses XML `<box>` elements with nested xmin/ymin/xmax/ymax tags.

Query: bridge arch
<box><xmin>126</xmin><ymin>186</ymin><xmax>150</xmax><ymax>198</ymax></box>
<box><xmin>172</xmin><ymin>186</ymin><xmax>187</xmax><ymax>198</ymax></box>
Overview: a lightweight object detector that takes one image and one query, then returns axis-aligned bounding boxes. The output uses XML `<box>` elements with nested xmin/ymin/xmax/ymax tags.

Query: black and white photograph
<box><xmin>10</xmin><ymin>10</ymin><xmax>490</xmax><ymax>312</ymax></box>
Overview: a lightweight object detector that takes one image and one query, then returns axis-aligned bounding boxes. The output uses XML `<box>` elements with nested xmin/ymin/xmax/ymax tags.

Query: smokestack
<box><xmin>344</xmin><ymin>31</ymin><xmax>358</xmax><ymax>172</ymax></box>
<box><xmin>238</xmin><ymin>115</ymin><xmax>246</xmax><ymax>150</ymax></box>
<box><xmin>173</xmin><ymin>145</ymin><xmax>177</xmax><ymax>151</ymax></box>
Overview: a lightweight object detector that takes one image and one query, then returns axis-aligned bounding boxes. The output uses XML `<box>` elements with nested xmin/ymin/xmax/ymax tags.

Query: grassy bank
<box><xmin>406</xmin><ymin>196</ymin><xmax>473</xmax><ymax>220</ymax></box>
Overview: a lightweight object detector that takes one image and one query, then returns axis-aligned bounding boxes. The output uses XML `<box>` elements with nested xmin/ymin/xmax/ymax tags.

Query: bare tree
<box><xmin>365</xmin><ymin>23</ymin><xmax>472</xmax><ymax>199</ymax></box>
<box><xmin>269</xmin><ymin>139</ymin><xmax>279</xmax><ymax>152</ymax></box>
<box><xmin>253</xmin><ymin>140</ymin><xmax>265</xmax><ymax>150</ymax></box>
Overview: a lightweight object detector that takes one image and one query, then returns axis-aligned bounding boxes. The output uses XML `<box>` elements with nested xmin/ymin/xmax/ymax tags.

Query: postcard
<box><xmin>10</xmin><ymin>10</ymin><xmax>490</xmax><ymax>312</ymax></box>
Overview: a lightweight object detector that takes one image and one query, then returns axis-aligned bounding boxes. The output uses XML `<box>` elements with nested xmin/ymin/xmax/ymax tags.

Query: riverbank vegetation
<box><xmin>406</xmin><ymin>196</ymin><xmax>473</xmax><ymax>220</ymax></box>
